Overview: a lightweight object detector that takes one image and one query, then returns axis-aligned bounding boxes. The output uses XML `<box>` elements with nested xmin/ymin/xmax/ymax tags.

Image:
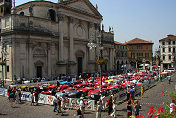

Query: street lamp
<box><xmin>143</xmin><ymin>59</ymin><xmax>146</xmax><ymax>70</ymax></box>
<box><xmin>87</xmin><ymin>26</ymin><xmax>104</xmax><ymax>93</ymax></box>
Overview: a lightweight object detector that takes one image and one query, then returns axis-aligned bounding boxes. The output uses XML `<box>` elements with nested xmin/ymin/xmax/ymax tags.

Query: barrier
<box><xmin>1</xmin><ymin>90</ymin><xmax>96</xmax><ymax>110</ymax></box>
<box><xmin>0</xmin><ymin>88</ymin><xmax>5</xmax><ymax>96</ymax></box>
<box><xmin>68</xmin><ymin>98</ymin><xmax>95</xmax><ymax>110</ymax></box>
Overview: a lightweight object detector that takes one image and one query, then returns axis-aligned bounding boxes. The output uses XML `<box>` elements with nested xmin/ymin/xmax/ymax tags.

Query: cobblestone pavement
<box><xmin>0</xmin><ymin>73</ymin><xmax>175</xmax><ymax>118</ymax></box>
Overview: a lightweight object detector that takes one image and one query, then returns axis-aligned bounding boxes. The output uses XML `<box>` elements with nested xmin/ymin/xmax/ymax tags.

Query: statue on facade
<box><xmin>29</xmin><ymin>5</ymin><xmax>33</xmax><ymax>16</ymax></box>
<box><xmin>102</xmin><ymin>24</ymin><xmax>104</xmax><ymax>32</ymax></box>
<box><xmin>96</xmin><ymin>4</ymin><xmax>98</xmax><ymax>10</ymax></box>
<box><xmin>109</xmin><ymin>26</ymin><xmax>111</xmax><ymax>32</ymax></box>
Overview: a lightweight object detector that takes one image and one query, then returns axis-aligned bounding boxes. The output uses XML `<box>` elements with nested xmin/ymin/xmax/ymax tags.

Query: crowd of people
<box><xmin>6</xmin><ymin>69</ymin><xmax>176</xmax><ymax>118</ymax></box>
<box><xmin>8</xmin><ymin>86</ymin><xmax>21</xmax><ymax>107</ymax></box>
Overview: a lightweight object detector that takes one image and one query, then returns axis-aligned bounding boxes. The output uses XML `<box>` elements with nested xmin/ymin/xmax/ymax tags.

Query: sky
<box><xmin>15</xmin><ymin>0</ymin><xmax>176</xmax><ymax>52</ymax></box>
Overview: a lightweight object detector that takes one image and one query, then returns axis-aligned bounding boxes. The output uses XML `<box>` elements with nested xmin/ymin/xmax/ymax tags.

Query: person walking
<box><xmin>31</xmin><ymin>91</ymin><xmax>35</xmax><ymax>106</ymax></box>
<box><xmin>126</xmin><ymin>100</ymin><xmax>132</xmax><ymax>118</ymax></box>
<box><xmin>100</xmin><ymin>94</ymin><xmax>105</xmax><ymax>111</ymax></box>
<box><xmin>34</xmin><ymin>90</ymin><xmax>39</xmax><ymax>106</ymax></box>
<box><xmin>168</xmin><ymin>75</ymin><xmax>171</xmax><ymax>84</ymax></box>
<box><xmin>96</xmin><ymin>99</ymin><xmax>102</xmax><ymax>118</ymax></box>
<box><xmin>106</xmin><ymin>96</ymin><xmax>113</xmax><ymax>117</ymax></box>
<box><xmin>134</xmin><ymin>100</ymin><xmax>141</xmax><ymax>117</ymax></box>
<box><xmin>129</xmin><ymin>87</ymin><xmax>135</xmax><ymax>103</ymax></box>
<box><xmin>15</xmin><ymin>89</ymin><xmax>20</xmax><ymax>104</ymax></box>
<box><xmin>141</xmin><ymin>85</ymin><xmax>144</xmax><ymax>98</ymax></box>
<box><xmin>61</xmin><ymin>91</ymin><xmax>66</xmax><ymax>110</ymax></box>
<box><xmin>9</xmin><ymin>92</ymin><xmax>14</xmax><ymax>107</ymax></box>
<box><xmin>53</xmin><ymin>95</ymin><xmax>58</xmax><ymax>112</ymax></box>
<box><xmin>57</xmin><ymin>81</ymin><xmax>60</xmax><ymax>87</ymax></box>
<box><xmin>110</xmin><ymin>96</ymin><xmax>117</xmax><ymax>118</ymax></box>
<box><xmin>56</xmin><ymin>96</ymin><xmax>63</xmax><ymax>115</ymax></box>
<box><xmin>79</xmin><ymin>97</ymin><xmax>85</xmax><ymax>118</ymax></box>
<box><xmin>51</xmin><ymin>88</ymin><xmax>56</xmax><ymax>96</ymax></box>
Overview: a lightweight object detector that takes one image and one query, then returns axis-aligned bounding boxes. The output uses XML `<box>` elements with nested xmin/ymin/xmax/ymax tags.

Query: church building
<box><xmin>0</xmin><ymin>0</ymin><xmax>115</xmax><ymax>81</ymax></box>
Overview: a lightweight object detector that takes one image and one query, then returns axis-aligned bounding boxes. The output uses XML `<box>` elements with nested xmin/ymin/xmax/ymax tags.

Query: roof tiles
<box><xmin>125</xmin><ymin>38</ymin><xmax>153</xmax><ymax>44</ymax></box>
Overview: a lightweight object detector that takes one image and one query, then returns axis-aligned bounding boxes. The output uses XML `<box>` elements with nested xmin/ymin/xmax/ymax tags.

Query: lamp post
<box><xmin>87</xmin><ymin>25</ymin><xmax>104</xmax><ymax>93</ymax></box>
<box><xmin>143</xmin><ymin>59</ymin><xmax>146</xmax><ymax>70</ymax></box>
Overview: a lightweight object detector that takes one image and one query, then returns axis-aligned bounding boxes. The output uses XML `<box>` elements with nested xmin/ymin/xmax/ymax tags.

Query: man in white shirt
<box><xmin>79</xmin><ymin>97</ymin><xmax>85</xmax><ymax>118</ymax></box>
<box><xmin>100</xmin><ymin>95</ymin><xmax>105</xmax><ymax>111</ymax></box>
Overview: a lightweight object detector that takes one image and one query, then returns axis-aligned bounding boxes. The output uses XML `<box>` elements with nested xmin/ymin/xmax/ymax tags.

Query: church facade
<box><xmin>0</xmin><ymin>0</ymin><xmax>115</xmax><ymax>81</ymax></box>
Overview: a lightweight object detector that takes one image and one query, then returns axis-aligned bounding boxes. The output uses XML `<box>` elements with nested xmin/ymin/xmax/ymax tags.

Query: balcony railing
<box><xmin>1</xmin><ymin>14</ymin><xmax>59</xmax><ymax>37</ymax></box>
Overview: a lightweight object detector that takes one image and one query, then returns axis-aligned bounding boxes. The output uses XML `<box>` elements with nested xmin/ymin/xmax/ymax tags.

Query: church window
<box><xmin>48</xmin><ymin>9</ymin><xmax>56</xmax><ymax>21</ymax></box>
<box><xmin>7</xmin><ymin>65</ymin><xmax>9</xmax><ymax>72</ymax></box>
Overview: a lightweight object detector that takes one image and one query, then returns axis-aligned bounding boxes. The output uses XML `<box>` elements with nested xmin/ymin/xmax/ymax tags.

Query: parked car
<box><xmin>164</xmin><ymin>68</ymin><xmax>175</xmax><ymax>73</ymax></box>
<box><xmin>168</xmin><ymin>68</ymin><xmax>175</xmax><ymax>72</ymax></box>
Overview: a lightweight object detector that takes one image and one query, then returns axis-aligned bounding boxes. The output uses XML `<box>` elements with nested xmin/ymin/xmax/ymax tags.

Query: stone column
<box><xmin>58</xmin><ymin>13</ymin><xmax>64</xmax><ymax>62</ymax></box>
<box><xmin>69</xmin><ymin>16</ymin><xmax>74</xmax><ymax>62</ymax></box>
<box><xmin>110</xmin><ymin>48</ymin><xmax>113</xmax><ymax>70</ymax></box>
<box><xmin>29</xmin><ymin>43</ymin><xmax>33</xmax><ymax>78</ymax></box>
<box><xmin>47</xmin><ymin>43</ymin><xmax>51</xmax><ymax>77</ymax></box>
<box><xmin>88</xmin><ymin>22</ymin><xmax>95</xmax><ymax>61</ymax></box>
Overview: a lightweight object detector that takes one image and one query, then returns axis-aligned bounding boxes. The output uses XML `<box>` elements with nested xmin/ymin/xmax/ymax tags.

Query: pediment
<box><xmin>65</xmin><ymin>0</ymin><xmax>102</xmax><ymax>18</ymax></box>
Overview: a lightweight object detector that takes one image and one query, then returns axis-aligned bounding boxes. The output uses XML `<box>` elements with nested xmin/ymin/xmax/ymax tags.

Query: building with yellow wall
<box><xmin>125</xmin><ymin>38</ymin><xmax>153</xmax><ymax>69</ymax></box>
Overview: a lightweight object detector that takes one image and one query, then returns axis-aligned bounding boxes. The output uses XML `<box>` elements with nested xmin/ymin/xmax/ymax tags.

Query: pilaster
<box><xmin>58</xmin><ymin>13</ymin><xmax>64</xmax><ymax>62</ymax></box>
<box><xmin>69</xmin><ymin>16</ymin><xmax>74</xmax><ymax>62</ymax></box>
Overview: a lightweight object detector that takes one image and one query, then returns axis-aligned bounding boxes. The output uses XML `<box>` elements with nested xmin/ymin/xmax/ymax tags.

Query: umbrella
<box><xmin>131</xmin><ymin>80</ymin><xmax>138</xmax><ymax>83</ymax></box>
<box><xmin>48</xmin><ymin>84</ymin><xmax>57</xmax><ymax>88</ymax></box>
<box><xmin>105</xmin><ymin>79</ymin><xmax>114</xmax><ymax>83</ymax></box>
<box><xmin>88</xmin><ymin>89</ymin><xmax>100</xmax><ymax>95</ymax></box>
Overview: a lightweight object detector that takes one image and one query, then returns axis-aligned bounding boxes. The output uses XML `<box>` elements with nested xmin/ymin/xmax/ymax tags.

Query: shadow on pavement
<box><xmin>84</xmin><ymin>111</ymin><xmax>93</xmax><ymax>114</ymax></box>
<box><xmin>0</xmin><ymin>113</ymin><xmax>8</xmax><ymax>116</ymax></box>
<box><xmin>13</xmin><ymin>106</ymin><xmax>20</xmax><ymax>108</ymax></box>
<box><xmin>117</xmin><ymin>108</ymin><xmax>126</xmax><ymax>112</ymax></box>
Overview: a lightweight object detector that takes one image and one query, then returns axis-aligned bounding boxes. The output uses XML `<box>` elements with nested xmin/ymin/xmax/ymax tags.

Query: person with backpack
<box><xmin>9</xmin><ymin>92</ymin><xmax>14</xmax><ymax>107</ymax></box>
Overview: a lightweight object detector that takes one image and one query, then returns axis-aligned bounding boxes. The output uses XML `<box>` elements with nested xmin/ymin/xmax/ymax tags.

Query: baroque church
<box><xmin>0</xmin><ymin>0</ymin><xmax>115</xmax><ymax>81</ymax></box>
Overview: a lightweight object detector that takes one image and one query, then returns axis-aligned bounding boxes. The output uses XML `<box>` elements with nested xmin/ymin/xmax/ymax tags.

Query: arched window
<box><xmin>5</xmin><ymin>0</ymin><xmax>11</xmax><ymax>2</ymax></box>
<box><xmin>20</xmin><ymin>11</ymin><xmax>24</xmax><ymax>16</ymax></box>
<box><xmin>48</xmin><ymin>9</ymin><xmax>56</xmax><ymax>21</ymax></box>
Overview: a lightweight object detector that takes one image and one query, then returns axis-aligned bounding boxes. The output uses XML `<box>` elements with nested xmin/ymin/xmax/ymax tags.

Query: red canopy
<box><xmin>88</xmin><ymin>89</ymin><xmax>100</xmax><ymax>95</ymax></box>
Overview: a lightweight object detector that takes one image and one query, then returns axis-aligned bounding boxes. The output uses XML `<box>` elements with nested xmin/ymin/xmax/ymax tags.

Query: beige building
<box><xmin>0</xmin><ymin>0</ymin><xmax>115</xmax><ymax>82</ymax></box>
<box><xmin>114</xmin><ymin>41</ymin><xmax>129</xmax><ymax>73</ymax></box>
<box><xmin>159</xmin><ymin>34</ymin><xmax>176</xmax><ymax>70</ymax></box>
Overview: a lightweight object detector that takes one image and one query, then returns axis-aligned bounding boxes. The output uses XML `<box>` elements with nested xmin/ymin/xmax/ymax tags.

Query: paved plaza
<box><xmin>0</xmin><ymin>74</ymin><xmax>175</xmax><ymax>118</ymax></box>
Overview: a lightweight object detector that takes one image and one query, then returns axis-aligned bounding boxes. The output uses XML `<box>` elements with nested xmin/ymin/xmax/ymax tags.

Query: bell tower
<box><xmin>0</xmin><ymin>0</ymin><xmax>12</xmax><ymax>17</ymax></box>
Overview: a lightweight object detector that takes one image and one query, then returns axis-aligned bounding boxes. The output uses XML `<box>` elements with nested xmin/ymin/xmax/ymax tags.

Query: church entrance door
<box><xmin>77</xmin><ymin>57</ymin><xmax>82</xmax><ymax>76</ymax></box>
<box><xmin>36</xmin><ymin>66</ymin><xmax>42</xmax><ymax>78</ymax></box>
